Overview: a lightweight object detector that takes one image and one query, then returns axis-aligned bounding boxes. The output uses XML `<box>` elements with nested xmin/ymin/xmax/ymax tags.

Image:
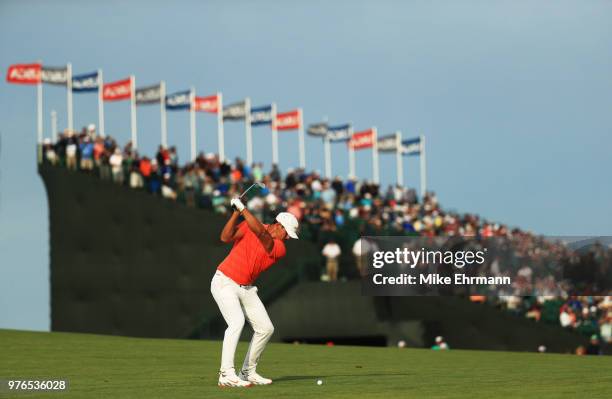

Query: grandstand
<box><xmin>38</xmin><ymin>126</ymin><xmax>611</xmax><ymax>354</ymax></box>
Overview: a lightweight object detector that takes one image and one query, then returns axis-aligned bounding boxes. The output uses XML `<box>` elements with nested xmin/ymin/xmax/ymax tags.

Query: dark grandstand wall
<box><xmin>40</xmin><ymin>164</ymin><xmax>318</xmax><ymax>338</ymax></box>
<box><xmin>266</xmin><ymin>282</ymin><xmax>591</xmax><ymax>353</ymax></box>
<box><xmin>41</xmin><ymin>165</ymin><xmax>592</xmax><ymax>353</ymax></box>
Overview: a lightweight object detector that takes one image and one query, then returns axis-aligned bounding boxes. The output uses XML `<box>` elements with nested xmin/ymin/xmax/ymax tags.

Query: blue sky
<box><xmin>1</xmin><ymin>0</ymin><xmax>611</xmax><ymax>331</ymax></box>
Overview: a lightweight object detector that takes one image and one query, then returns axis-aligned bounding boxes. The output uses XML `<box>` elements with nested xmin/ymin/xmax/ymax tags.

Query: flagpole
<box><xmin>97</xmin><ymin>69</ymin><xmax>105</xmax><ymax>137</ymax></box>
<box><xmin>245</xmin><ymin>97</ymin><xmax>253</xmax><ymax>166</ymax></box>
<box><xmin>420</xmin><ymin>134</ymin><xmax>427</xmax><ymax>197</ymax></box>
<box><xmin>160</xmin><ymin>81</ymin><xmax>167</xmax><ymax>147</ymax></box>
<box><xmin>324</xmin><ymin>136</ymin><xmax>332</xmax><ymax>179</ymax></box>
<box><xmin>217</xmin><ymin>92</ymin><xmax>225</xmax><ymax>162</ymax></box>
<box><xmin>130</xmin><ymin>75</ymin><xmax>137</xmax><ymax>149</ymax></box>
<box><xmin>37</xmin><ymin>80</ymin><xmax>43</xmax><ymax>144</ymax></box>
<box><xmin>271</xmin><ymin>103</ymin><xmax>279</xmax><ymax>166</ymax></box>
<box><xmin>298</xmin><ymin>108</ymin><xmax>305</xmax><ymax>169</ymax></box>
<box><xmin>66</xmin><ymin>63</ymin><xmax>73</xmax><ymax>132</ymax></box>
<box><xmin>322</xmin><ymin>116</ymin><xmax>330</xmax><ymax>178</ymax></box>
<box><xmin>395</xmin><ymin>131</ymin><xmax>403</xmax><ymax>187</ymax></box>
<box><xmin>348</xmin><ymin>125</ymin><xmax>355</xmax><ymax>179</ymax></box>
<box><xmin>51</xmin><ymin>110</ymin><xmax>58</xmax><ymax>143</ymax></box>
<box><xmin>372</xmin><ymin>127</ymin><xmax>379</xmax><ymax>184</ymax></box>
<box><xmin>37</xmin><ymin>79</ymin><xmax>43</xmax><ymax>163</ymax></box>
<box><xmin>190</xmin><ymin>87</ymin><xmax>196</xmax><ymax>162</ymax></box>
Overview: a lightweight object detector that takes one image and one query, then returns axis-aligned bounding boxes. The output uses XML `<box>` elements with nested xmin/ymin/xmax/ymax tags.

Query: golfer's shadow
<box><xmin>275</xmin><ymin>373</ymin><xmax>410</xmax><ymax>382</ymax></box>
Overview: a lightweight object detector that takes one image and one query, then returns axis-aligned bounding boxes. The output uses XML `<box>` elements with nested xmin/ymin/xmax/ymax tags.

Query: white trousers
<box><xmin>210</xmin><ymin>270</ymin><xmax>274</xmax><ymax>373</ymax></box>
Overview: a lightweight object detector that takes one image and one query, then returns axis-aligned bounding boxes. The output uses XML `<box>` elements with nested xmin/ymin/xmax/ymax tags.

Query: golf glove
<box><xmin>230</xmin><ymin>198</ymin><xmax>245</xmax><ymax>213</ymax></box>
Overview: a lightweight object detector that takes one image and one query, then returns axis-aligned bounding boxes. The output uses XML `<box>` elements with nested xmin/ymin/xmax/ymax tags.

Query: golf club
<box><xmin>239</xmin><ymin>182</ymin><xmax>266</xmax><ymax>200</ymax></box>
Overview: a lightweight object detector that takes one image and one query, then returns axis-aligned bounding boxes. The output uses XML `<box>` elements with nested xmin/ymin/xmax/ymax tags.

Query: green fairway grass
<box><xmin>1</xmin><ymin>329</ymin><xmax>611</xmax><ymax>398</ymax></box>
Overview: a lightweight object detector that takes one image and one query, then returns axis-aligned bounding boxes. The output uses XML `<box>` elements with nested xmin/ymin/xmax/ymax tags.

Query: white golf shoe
<box><xmin>218</xmin><ymin>369</ymin><xmax>252</xmax><ymax>388</ymax></box>
<box><xmin>239</xmin><ymin>369</ymin><xmax>273</xmax><ymax>385</ymax></box>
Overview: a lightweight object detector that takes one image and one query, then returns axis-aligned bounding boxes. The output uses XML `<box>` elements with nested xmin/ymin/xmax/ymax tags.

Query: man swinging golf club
<box><xmin>211</xmin><ymin>194</ymin><xmax>299</xmax><ymax>387</ymax></box>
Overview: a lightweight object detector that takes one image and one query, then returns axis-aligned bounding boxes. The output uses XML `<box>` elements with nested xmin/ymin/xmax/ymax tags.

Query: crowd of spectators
<box><xmin>41</xmin><ymin>126</ymin><xmax>611</xmax><ymax>348</ymax></box>
<box><xmin>499</xmin><ymin>295</ymin><xmax>611</xmax><ymax>348</ymax></box>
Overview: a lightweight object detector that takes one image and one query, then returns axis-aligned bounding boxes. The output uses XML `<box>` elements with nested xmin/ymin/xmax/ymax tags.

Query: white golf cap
<box><xmin>276</xmin><ymin>212</ymin><xmax>299</xmax><ymax>239</ymax></box>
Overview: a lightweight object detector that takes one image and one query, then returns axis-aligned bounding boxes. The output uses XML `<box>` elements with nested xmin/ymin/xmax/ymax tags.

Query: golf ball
<box><xmin>317</xmin><ymin>379</ymin><xmax>323</xmax><ymax>385</ymax></box>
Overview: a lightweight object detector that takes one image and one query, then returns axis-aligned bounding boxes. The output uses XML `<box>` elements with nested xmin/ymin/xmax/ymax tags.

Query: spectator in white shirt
<box><xmin>352</xmin><ymin>237</ymin><xmax>379</xmax><ymax>277</ymax></box>
<box><xmin>161</xmin><ymin>173</ymin><xmax>177</xmax><ymax>200</ymax></box>
<box><xmin>65</xmin><ymin>130</ymin><xmax>78</xmax><ymax>171</ymax></box>
<box><xmin>109</xmin><ymin>148</ymin><xmax>124</xmax><ymax>184</ymax></box>
<box><xmin>560</xmin><ymin>308</ymin><xmax>575</xmax><ymax>328</ymax></box>
<box><xmin>600</xmin><ymin>312</ymin><xmax>611</xmax><ymax>344</ymax></box>
<box><xmin>43</xmin><ymin>138</ymin><xmax>57</xmax><ymax>165</ymax></box>
<box><xmin>322</xmin><ymin>240</ymin><xmax>342</xmax><ymax>282</ymax></box>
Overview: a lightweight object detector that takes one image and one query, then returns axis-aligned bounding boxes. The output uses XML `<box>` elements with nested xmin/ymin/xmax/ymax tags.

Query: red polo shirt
<box><xmin>218</xmin><ymin>222</ymin><xmax>286</xmax><ymax>285</ymax></box>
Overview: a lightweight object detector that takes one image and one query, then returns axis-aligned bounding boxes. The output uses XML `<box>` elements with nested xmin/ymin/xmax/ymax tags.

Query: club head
<box><xmin>239</xmin><ymin>182</ymin><xmax>266</xmax><ymax>201</ymax></box>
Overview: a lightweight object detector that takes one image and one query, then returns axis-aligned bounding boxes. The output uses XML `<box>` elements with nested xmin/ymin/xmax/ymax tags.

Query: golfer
<box><xmin>211</xmin><ymin>196</ymin><xmax>299</xmax><ymax>387</ymax></box>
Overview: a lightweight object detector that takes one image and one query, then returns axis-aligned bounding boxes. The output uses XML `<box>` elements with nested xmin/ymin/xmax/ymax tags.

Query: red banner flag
<box><xmin>194</xmin><ymin>94</ymin><xmax>219</xmax><ymax>113</ymax></box>
<box><xmin>275</xmin><ymin>109</ymin><xmax>301</xmax><ymax>131</ymax></box>
<box><xmin>103</xmin><ymin>78</ymin><xmax>132</xmax><ymax>101</ymax></box>
<box><xmin>6</xmin><ymin>63</ymin><xmax>42</xmax><ymax>84</ymax></box>
<box><xmin>349</xmin><ymin>128</ymin><xmax>375</xmax><ymax>150</ymax></box>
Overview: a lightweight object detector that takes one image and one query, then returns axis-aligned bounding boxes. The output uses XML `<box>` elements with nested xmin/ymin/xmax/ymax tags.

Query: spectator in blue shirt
<box><xmin>79</xmin><ymin>136</ymin><xmax>94</xmax><ymax>171</ymax></box>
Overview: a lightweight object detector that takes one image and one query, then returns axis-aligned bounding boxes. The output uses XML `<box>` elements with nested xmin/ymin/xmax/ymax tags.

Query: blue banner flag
<box><xmin>402</xmin><ymin>137</ymin><xmax>422</xmax><ymax>155</ymax></box>
<box><xmin>328</xmin><ymin>124</ymin><xmax>352</xmax><ymax>142</ymax></box>
<box><xmin>250</xmin><ymin>105</ymin><xmax>272</xmax><ymax>126</ymax></box>
<box><xmin>166</xmin><ymin>90</ymin><xmax>191</xmax><ymax>110</ymax></box>
<box><xmin>72</xmin><ymin>71</ymin><xmax>99</xmax><ymax>92</ymax></box>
